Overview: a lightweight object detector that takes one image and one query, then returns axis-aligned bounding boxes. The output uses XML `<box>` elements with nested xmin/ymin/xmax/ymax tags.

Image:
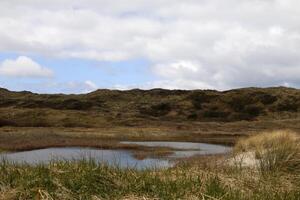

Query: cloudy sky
<box><xmin>0</xmin><ymin>0</ymin><xmax>299</xmax><ymax>93</ymax></box>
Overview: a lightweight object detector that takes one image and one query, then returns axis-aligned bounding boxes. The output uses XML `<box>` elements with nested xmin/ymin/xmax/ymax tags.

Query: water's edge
<box><xmin>0</xmin><ymin>141</ymin><xmax>231</xmax><ymax>169</ymax></box>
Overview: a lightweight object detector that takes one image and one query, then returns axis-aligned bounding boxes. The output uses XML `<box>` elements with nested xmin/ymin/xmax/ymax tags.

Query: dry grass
<box><xmin>234</xmin><ymin>130</ymin><xmax>300</xmax><ymax>173</ymax></box>
<box><xmin>2</xmin><ymin>117</ymin><xmax>300</xmax><ymax>152</ymax></box>
<box><xmin>0</xmin><ymin>149</ymin><xmax>300</xmax><ymax>199</ymax></box>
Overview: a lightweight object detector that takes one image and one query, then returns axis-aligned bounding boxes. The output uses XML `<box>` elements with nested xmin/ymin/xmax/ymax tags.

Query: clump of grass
<box><xmin>234</xmin><ymin>130</ymin><xmax>300</xmax><ymax>174</ymax></box>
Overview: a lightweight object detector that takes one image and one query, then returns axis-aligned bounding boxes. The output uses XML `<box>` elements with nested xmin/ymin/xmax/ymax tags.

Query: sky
<box><xmin>0</xmin><ymin>0</ymin><xmax>300</xmax><ymax>93</ymax></box>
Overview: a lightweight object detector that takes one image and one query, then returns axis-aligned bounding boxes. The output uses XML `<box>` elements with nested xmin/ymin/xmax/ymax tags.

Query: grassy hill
<box><xmin>0</xmin><ymin>87</ymin><xmax>300</xmax><ymax>128</ymax></box>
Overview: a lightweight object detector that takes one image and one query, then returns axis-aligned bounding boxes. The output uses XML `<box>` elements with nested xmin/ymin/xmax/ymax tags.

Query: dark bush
<box><xmin>139</xmin><ymin>102</ymin><xmax>172</xmax><ymax>117</ymax></box>
<box><xmin>227</xmin><ymin>94</ymin><xmax>258</xmax><ymax>112</ymax></box>
<box><xmin>243</xmin><ymin>104</ymin><xmax>264</xmax><ymax>117</ymax></box>
<box><xmin>276</xmin><ymin>99</ymin><xmax>299</xmax><ymax>112</ymax></box>
<box><xmin>61</xmin><ymin>99</ymin><xmax>93</xmax><ymax>110</ymax></box>
<box><xmin>149</xmin><ymin>89</ymin><xmax>188</xmax><ymax>96</ymax></box>
<box><xmin>18</xmin><ymin>100</ymin><xmax>44</xmax><ymax>108</ymax></box>
<box><xmin>202</xmin><ymin>110</ymin><xmax>230</xmax><ymax>119</ymax></box>
<box><xmin>257</xmin><ymin>94</ymin><xmax>278</xmax><ymax>105</ymax></box>
<box><xmin>190</xmin><ymin>92</ymin><xmax>218</xmax><ymax>109</ymax></box>
<box><xmin>187</xmin><ymin>112</ymin><xmax>198</xmax><ymax>120</ymax></box>
<box><xmin>16</xmin><ymin>98</ymin><xmax>98</xmax><ymax>110</ymax></box>
<box><xmin>228</xmin><ymin>113</ymin><xmax>252</xmax><ymax>121</ymax></box>
<box><xmin>0</xmin><ymin>99</ymin><xmax>19</xmax><ymax>107</ymax></box>
<box><xmin>0</xmin><ymin>118</ymin><xmax>16</xmax><ymax>127</ymax></box>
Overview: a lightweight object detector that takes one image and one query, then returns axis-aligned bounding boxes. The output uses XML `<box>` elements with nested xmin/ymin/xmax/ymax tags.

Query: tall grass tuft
<box><xmin>235</xmin><ymin>130</ymin><xmax>300</xmax><ymax>174</ymax></box>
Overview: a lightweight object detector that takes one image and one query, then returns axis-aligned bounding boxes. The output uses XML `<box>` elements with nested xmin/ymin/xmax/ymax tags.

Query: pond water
<box><xmin>0</xmin><ymin>141</ymin><xmax>231</xmax><ymax>169</ymax></box>
<box><xmin>121</xmin><ymin>141</ymin><xmax>231</xmax><ymax>158</ymax></box>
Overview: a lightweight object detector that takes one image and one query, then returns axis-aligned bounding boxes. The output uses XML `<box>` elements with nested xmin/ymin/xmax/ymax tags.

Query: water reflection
<box><xmin>0</xmin><ymin>142</ymin><xmax>231</xmax><ymax>169</ymax></box>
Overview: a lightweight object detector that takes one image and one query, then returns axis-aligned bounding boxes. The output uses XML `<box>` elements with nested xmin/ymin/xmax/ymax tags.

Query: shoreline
<box><xmin>0</xmin><ymin>137</ymin><xmax>231</xmax><ymax>160</ymax></box>
<box><xmin>0</xmin><ymin>125</ymin><xmax>239</xmax><ymax>152</ymax></box>
<box><xmin>1</xmin><ymin>118</ymin><xmax>299</xmax><ymax>152</ymax></box>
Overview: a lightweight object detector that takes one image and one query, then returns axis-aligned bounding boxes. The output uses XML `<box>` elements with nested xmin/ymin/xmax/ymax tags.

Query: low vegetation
<box><xmin>1</xmin><ymin>87</ymin><xmax>300</xmax><ymax>128</ymax></box>
<box><xmin>0</xmin><ymin>158</ymin><xmax>299</xmax><ymax>200</ymax></box>
<box><xmin>1</xmin><ymin>86</ymin><xmax>300</xmax><ymax>199</ymax></box>
<box><xmin>234</xmin><ymin>130</ymin><xmax>300</xmax><ymax>174</ymax></box>
<box><xmin>0</xmin><ymin>131</ymin><xmax>299</xmax><ymax>199</ymax></box>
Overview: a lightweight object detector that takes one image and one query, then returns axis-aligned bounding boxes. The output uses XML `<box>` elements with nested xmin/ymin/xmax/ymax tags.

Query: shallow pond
<box><xmin>121</xmin><ymin>141</ymin><xmax>231</xmax><ymax>158</ymax></box>
<box><xmin>0</xmin><ymin>141</ymin><xmax>231</xmax><ymax>169</ymax></box>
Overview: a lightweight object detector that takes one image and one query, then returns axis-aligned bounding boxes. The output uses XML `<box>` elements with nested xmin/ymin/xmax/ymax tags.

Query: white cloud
<box><xmin>84</xmin><ymin>80</ymin><xmax>98</xmax><ymax>91</ymax></box>
<box><xmin>112</xmin><ymin>79</ymin><xmax>213</xmax><ymax>91</ymax></box>
<box><xmin>146</xmin><ymin>80</ymin><xmax>213</xmax><ymax>90</ymax></box>
<box><xmin>14</xmin><ymin>80</ymin><xmax>98</xmax><ymax>94</ymax></box>
<box><xmin>61</xmin><ymin>80</ymin><xmax>98</xmax><ymax>93</ymax></box>
<box><xmin>0</xmin><ymin>0</ymin><xmax>300</xmax><ymax>89</ymax></box>
<box><xmin>0</xmin><ymin>56</ymin><xmax>53</xmax><ymax>78</ymax></box>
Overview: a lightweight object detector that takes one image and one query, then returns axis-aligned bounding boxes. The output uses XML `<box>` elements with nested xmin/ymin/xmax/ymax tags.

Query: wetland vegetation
<box><xmin>0</xmin><ymin>131</ymin><xmax>299</xmax><ymax>200</ymax></box>
<box><xmin>0</xmin><ymin>87</ymin><xmax>300</xmax><ymax>199</ymax></box>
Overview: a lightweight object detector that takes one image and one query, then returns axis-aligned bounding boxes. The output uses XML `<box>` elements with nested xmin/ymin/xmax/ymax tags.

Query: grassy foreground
<box><xmin>0</xmin><ymin>158</ymin><xmax>299</xmax><ymax>200</ymax></box>
<box><xmin>0</xmin><ymin>131</ymin><xmax>300</xmax><ymax>200</ymax></box>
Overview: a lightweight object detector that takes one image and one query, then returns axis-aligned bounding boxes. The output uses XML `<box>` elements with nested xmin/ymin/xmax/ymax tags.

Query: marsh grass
<box><xmin>234</xmin><ymin>130</ymin><xmax>300</xmax><ymax>174</ymax></box>
<box><xmin>0</xmin><ymin>157</ymin><xmax>299</xmax><ymax>200</ymax></box>
<box><xmin>1</xmin><ymin>130</ymin><xmax>300</xmax><ymax>199</ymax></box>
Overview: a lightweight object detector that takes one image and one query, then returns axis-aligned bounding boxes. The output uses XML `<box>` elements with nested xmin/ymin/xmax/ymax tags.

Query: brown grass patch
<box><xmin>234</xmin><ymin>130</ymin><xmax>300</xmax><ymax>173</ymax></box>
